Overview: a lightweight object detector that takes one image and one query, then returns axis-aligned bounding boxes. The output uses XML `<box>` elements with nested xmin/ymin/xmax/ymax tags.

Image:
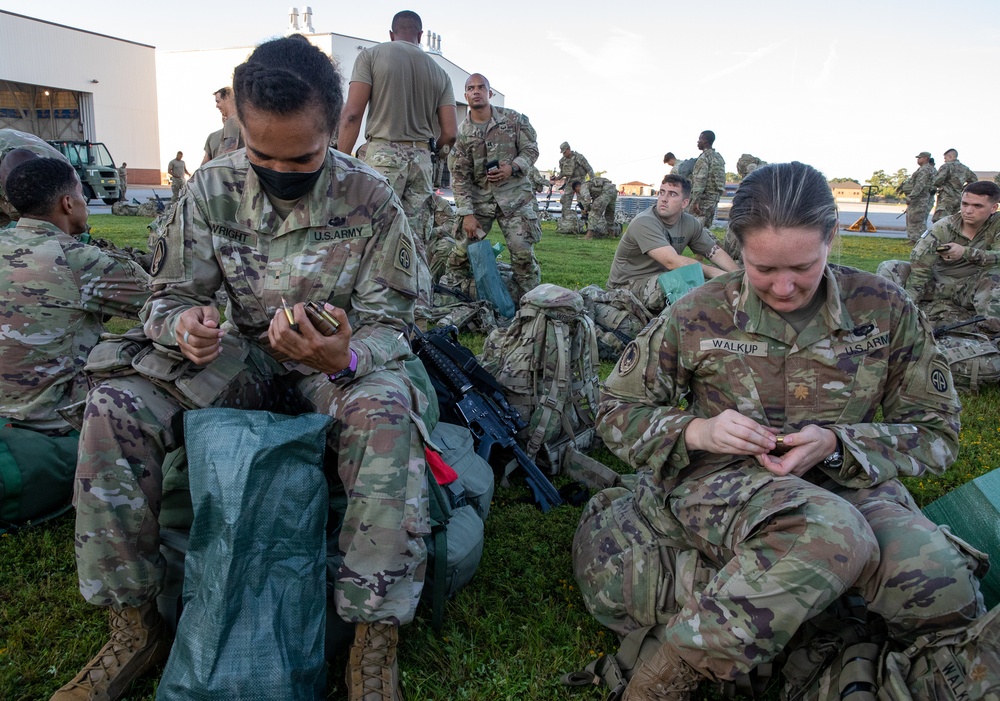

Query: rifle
<box><xmin>933</xmin><ymin>315</ymin><xmax>986</xmax><ymax>338</ymax></box>
<box><xmin>152</xmin><ymin>191</ymin><xmax>167</xmax><ymax>213</ymax></box>
<box><xmin>413</xmin><ymin>328</ymin><xmax>563</xmax><ymax>512</ymax></box>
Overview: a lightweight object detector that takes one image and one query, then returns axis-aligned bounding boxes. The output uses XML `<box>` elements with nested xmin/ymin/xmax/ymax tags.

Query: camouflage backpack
<box><xmin>935</xmin><ymin>332</ymin><xmax>1000</xmax><ymax>392</ymax></box>
<box><xmin>480</xmin><ymin>284</ymin><xmax>600</xmax><ymax>472</ymax></box>
<box><xmin>578</xmin><ymin>285</ymin><xmax>652</xmax><ymax>361</ymax></box>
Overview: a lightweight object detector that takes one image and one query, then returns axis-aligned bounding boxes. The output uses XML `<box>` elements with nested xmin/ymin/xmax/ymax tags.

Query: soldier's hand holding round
<box><xmin>756</xmin><ymin>424</ymin><xmax>839</xmax><ymax>477</ymax></box>
<box><xmin>940</xmin><ymin>243</ymin><xmax>965</xmax><ymax>261</ymax></box>
<box><xmin>176</xmin><ymin>306</ymin><xmax>224</xmax><ymax>365</ymax></box>
<box><xmin>685</xmin><ymin>409</ymin><xmax>777</xmax><ymax>456</ymax></box>
<box><xmin>268</xmin><ymin>302</ymin><xmax>353</xmax><ymax>374</ymax></box>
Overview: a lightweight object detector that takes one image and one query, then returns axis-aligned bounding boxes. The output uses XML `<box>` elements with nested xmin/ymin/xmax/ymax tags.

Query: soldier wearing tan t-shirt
<box><xmin>609</xmin><ymin>174</ymin><xmax>738</xmax><ymax>312</ymax></box>
<box><xmin>337</xmin><ymin>10</ymin><xmax>457</xmax><ymax>295</ymax></box>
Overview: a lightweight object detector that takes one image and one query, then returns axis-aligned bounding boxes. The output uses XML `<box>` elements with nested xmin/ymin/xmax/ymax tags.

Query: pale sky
<box><xmin>4</xmin><ymin>0</ymin><xmax>998</xmax><ymax>186</ymax></box>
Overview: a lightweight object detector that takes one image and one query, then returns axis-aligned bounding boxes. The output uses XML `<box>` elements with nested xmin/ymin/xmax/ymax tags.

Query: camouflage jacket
<box><xmin>689</xmin><ymin>147</ymin><xmax>725</xmax><ymax>205</ymax></box>
<box><xmin>905</xmin><ymin>213</ymin><xmax>1000</xmax><ymax>300</ymax></box>
<box><xmin>933</xmin><ymin>161</ymin><xmax>978</xmax><ymax>207</ymax></box>
<box><xmin>449</xmin><ymin>106</ymin><xmax>539</xmax><ymax>218</ymax></box>
<box><xmin>597</xmin><ymin>264</ymin><xmax>960</xmax><ymax>495</ymax></box>
<box><xmin>558</xmin><ymin>150</ymin><xmax>594</xmax><ymax>183</ymax></box>
<box><xmin>143</xmin><ymin>149</ymin><xmax>417</xmax><ymax>379</ymax></box>
<box><xmin>902</xmin><ymin>163</ymin><xmax>936</xmax><ymax>207</ymax></box>
<box><xmin>588</xmin><ymin>176</ymin><xmax>615</xmax><ymax>198</ymax></box>
<box><xmin>0</xmin><ymin>218</ymin><xmax>149</xmax><ymax>428</ymax></box>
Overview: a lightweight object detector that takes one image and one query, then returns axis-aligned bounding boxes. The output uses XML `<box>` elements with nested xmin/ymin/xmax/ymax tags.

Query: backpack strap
<box><xmin>526</xmin><ymin>318</ymin><xmax>571</xmax><ymax>458</ymax></box>
<box><xmin>425</xmin><ymin>463</ymin><xmax>452</xmax><ymax>633</ymax></box>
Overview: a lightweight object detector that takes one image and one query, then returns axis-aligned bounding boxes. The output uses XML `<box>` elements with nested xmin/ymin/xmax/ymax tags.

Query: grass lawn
<box><xmin>1</xmin><ymin>215</ymin><xmax>996</xmax><ymax>700</ymax></box>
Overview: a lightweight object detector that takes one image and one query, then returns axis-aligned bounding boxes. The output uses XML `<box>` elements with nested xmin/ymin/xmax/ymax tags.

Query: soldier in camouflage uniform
<box><xmin>579</xmin><ymin>162</ymin><xmax>984</xmax><ymax>700</ymax></box>
<box><xmin>557</xmin><ymin>141</ymin><xmax>594</xmax><ymax>224</ymax></box>
<box><xmin>877</xmin><ymin>180</ymin><xmax>1000</xmax><ymax>333</ymax></box>
<box><xmin>54</xmin><ymin>37</ymin><xmax>431</xmax><ymax>701</ymax></box>
<box><xmin>449</xmin><ymin>73</ymin><xmax>541</xmax><ymax>301</ymax></box>
<box><xmin>584</xmin><ymin>175</ymin><xmax>619</xmax><ymax>239</ymax></box>
<box><xmin>0</xmin><ymin>158</ymin><xmax>148</xmax><ymax>436</ymax></box>
<box><xmin>686</xmin><ymin>130</ymin><xmax>726</xmax><ymax>230</ymax></box>
<box><xmin>899</xmin><ymin>151</ymin><xmax>936</xmax><ymax>243</ymax></box>
<box><xmin>0</xmin><ymin>128</ymin><xmax>71</xmax><ymax>227</ymax></box>
<box><xmin>933</xmin><ymin>149</ymin><xmax>979</xmax><ymax>222</ymax></box>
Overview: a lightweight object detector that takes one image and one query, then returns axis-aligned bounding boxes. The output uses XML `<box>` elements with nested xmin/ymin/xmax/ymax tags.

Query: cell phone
<box><xmin>486</xmin><ymin>159</ymin><xmax>499</xmax><ymax>172</ymax></box>
<box><xmin>936</xmin><ymin>245</ymin><xmax>950</xmax><ymax>253</ymax></box>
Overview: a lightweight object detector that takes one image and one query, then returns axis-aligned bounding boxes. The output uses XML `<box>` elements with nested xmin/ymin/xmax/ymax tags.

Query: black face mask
<box><xmin>250</xmin><ymin>162</ymin><xmax>323</xmax><ymax>200</ymax></box>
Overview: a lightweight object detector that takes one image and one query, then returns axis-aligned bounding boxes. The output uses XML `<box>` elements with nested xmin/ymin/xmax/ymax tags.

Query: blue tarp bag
<box><xmin>157</xmin><ymin>408</ymin><xmax>331</xmax><ymax>701</ymax></box>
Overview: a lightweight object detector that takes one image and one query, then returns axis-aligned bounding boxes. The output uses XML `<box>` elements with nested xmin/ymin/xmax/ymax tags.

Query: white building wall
<box><xmin>0</xmin><ymin>11</ymin><xmax>160</xmax><ymax>180</ymax></box>
<box><xmin>157</xmin><ymin>30</ymin><xmax>501</xmax><ymax>171</ymax></box>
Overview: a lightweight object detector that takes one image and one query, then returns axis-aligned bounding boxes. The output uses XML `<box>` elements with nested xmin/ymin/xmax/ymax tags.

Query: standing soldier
<box><xmin>933</xmin><ymin>148</ymin><xmax>978</xmax><ymax>222</ymax></box>
<box><xmin>554</xmin><ymin>141</ymin><xmax>594</xmax><ymax>232</ymax></box>
<box><xmin>584</xmin><ymin>175</ymin><xmax>619</xmax><ymax>239</ymax></box>
<box><xmin>449</xmin><ymin>73</ymin><xmax>541</xmax><ymax>301</ymax></box>
<box><xmin>337</xmin><ymin>10</ymin><xmax>457</xmax><ymax>260</ymax></box>
<box><xmin>166</xmin><ymin>151</ymin><xmax>190</xmax><ymax>203</ymax></box>
<box><xmin>687</xmin><ymin>130</ymin><xmax>726</xmax><ymax>229</ymax></box>
<box><xmin>899</xmin><ymin>151</ymin><xmax>936</xmax><ymax>243</ymax></box>
<box><xmin>117</xmin><ymin>161</ymin><xmax>128</xmax><ymax>201</ymax></box>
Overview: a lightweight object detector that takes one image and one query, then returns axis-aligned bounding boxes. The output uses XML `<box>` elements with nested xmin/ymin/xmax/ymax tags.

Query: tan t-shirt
<box><xmin>351</xmin><ymin>40</ymin><xmax>455</xmax><ymax>142</ymax></box>
<box><xmin>608</xmin><ymin>208</ymin><xmax>717</xmax><ymax>286</ymax></box>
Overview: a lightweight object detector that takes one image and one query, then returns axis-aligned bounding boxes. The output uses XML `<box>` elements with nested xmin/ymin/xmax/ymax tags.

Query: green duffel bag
<box><xmin>0</xmin><ymin>423</ymin><xmax>79</xmax><ymax>533</ymax></box>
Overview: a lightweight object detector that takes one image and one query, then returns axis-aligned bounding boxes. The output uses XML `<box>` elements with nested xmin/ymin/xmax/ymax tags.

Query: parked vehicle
<box><xmin>47</xmin><ymin>140</ymin><xmax>121</xmax><ymax>204</ymax></box>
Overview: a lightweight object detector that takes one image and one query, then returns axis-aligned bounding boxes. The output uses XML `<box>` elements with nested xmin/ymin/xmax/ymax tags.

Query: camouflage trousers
<box><xmin>877</xmin><ymin>259</ymin><xmax>1000</xmax><ymax>322</ymax></box>
<box><xmin>608</xmin><ymin>275</ymin><xmax>667</xmax><ymax>315</ymax></box>
<box><xmin>470</xmin><ymin>201</ymin><xmax>542</xmax><ymax>301</ymax></box>
<box><xmin>688</xmin><ymin>196</ymin><xmax>720</xmax><ymax>230</ymax></box>
<box><xmin>933</xmin><ymin>196</ymin><xmax>960</xmax><ymax>222</ymax></box>
<box><xmin>906</xmin><ymin>203</ymin><xmax>932</xmax><ymax>242</ymax></box>
<box><xmin>721</xmin><ymin>225</ymin><xmax>742</xmax><ymax>263</ymax></box>
<box><xmin>574</xmin><ymin>467</ymin><xmax>984</xmax><ymax>682</ymax></box>
<box><xmin>74</xmin><ymin>344</ymin><xmax>430</xmax><ymax>625</ymax></box>
<box><xmin>365</xmin><ymin>139</ymin><xmax>434</xmax><ymax>303</ymax></box>
<box><xmin>560</xmin><ymin>181</ymin><xmax>590</xmax><ymax>218</ymax></box>
<box><xmin>170</xmin><ymin>177</ymin><xmax>183</xmax><ymax>202</ymax></box>
<box><xmin>587</xmin><ymin>190</ymin><xmax>619</xmax><ymax>237</ymax></box>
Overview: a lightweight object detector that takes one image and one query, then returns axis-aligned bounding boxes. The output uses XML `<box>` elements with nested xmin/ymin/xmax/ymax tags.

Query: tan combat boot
<box><xmin>346</xmin><ymin>621</ymin><xmax>402</xmax><ymax>701</ymax></box>
<box><xmin>50</xmin><ymin>602</ymin><xmax>170</xmax><ymax>701</ymax></box>
<box><xmin>623</xmin><ymin>642</ymin><xmax>703</xmax><ymax>701</ymax></box>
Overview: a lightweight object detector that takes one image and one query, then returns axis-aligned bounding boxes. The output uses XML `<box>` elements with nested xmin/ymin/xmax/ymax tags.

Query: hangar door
<box><xmin>0</xmin><ymin>80</ymin><xmax>94</xmax><ymax>141</ymax></box>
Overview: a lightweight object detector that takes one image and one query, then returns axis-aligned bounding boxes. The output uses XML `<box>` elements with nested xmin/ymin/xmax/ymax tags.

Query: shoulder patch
<box><xmin>149</xmin><ymin>236</ymin><xmax>167</xmax><ymax>277</ymax></box>
<box><xmin>395</xmin><ymin>236</ymin><xmax>413</xmax><ymax>273</ymax></box>
<box><xmin>619</xmin><ymin>341</ymin><xmax>640</xmax><ymax>376</ymax></box>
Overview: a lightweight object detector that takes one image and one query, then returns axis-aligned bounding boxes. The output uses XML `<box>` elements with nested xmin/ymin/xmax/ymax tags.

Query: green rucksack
<box><xmin>480</xmin><ymin>284</ymin><xmax>601</xmax><ymax>471</ymax></box>
<box><xmin>0</xmin><ymin>423</ymin><xmax>79</xmax><ymax>534</ymax></box>
<box><xmin>935</xmin><ymin>332</ymin><xmax>1000</xmax><ymax>393</ymax></box>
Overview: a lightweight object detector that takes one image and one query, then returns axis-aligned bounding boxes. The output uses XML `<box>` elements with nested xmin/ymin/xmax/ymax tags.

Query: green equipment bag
<box><xmin>480</xmin><ymin>283</ymin><xmax>601</xmax><ymax>472</ymax></box>
<box><xmin>657</xmin><ymin>264</ymin><xmax>705</xmax><ymax>306</ymax></box>
<box><xmin>157</xmin><ymin>408</ymin><xmax>330</xmax><ymax>701</ymax></box>
<box><xmin>0</xmin><ymin>423</ymin><xmax>78</xmax><ymax>533</ymax></box>
<box><xmin>468</xmin><ymin>238</ymin><xmax>515</xmax><ymax>319</ymax></box>
<box><xmin>923</xmin><ymin>467</ymin><xmax>1000</xmax><ymax>610</ymax></box>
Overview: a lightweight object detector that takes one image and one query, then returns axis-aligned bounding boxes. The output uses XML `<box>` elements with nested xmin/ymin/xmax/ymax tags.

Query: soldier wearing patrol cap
<box><xmin>554</xmin><ymin>141</ymin><xmax>594</xmax><ymax>224</ymax></box>
<box><xmin>899</xmin><ymin>151</ymin><xmax>936</xmax><ymax>243</ymax></box>
<box><xmin>577</xmin><ymin>161</ymin><xmax>984</xmax><ymax>700</ymax></box>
